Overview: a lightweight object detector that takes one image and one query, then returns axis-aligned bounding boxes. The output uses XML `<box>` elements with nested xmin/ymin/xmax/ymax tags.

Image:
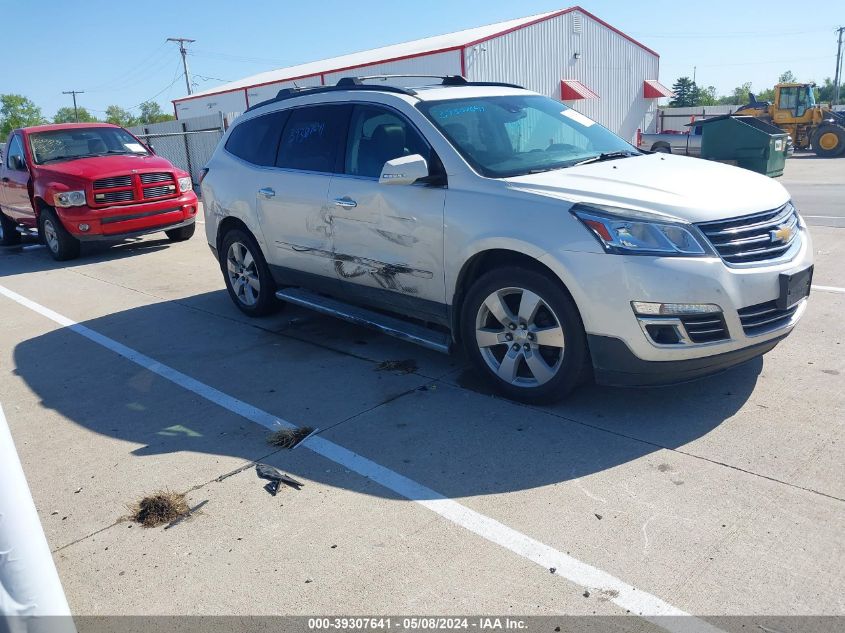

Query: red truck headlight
<box><xmin>54</xmin><ymin>190</ymin><xmax>87</xmax><ymax>207</ymax></box>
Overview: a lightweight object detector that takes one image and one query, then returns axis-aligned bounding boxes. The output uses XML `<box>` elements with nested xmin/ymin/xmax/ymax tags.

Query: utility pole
<box><xmin>834</xmin><ymin>27</ymin><xmax>844</xmax><ymax>106</ymax></box>
<box><xmin>167</xmin><ymin>37</ymin><xmax>196</xmax><ymax>95</ymax></box>
<box><xmin>62</xmin><ymin>90</ymin><xmax>84</xmax><ymax>122</ymax></box>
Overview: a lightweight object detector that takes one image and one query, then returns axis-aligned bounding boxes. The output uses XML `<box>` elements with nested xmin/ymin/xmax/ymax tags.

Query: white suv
<box><xmin>201</xmin><ymin>76</ymin><xmax>813</xmax><ymax>403</ymax></box>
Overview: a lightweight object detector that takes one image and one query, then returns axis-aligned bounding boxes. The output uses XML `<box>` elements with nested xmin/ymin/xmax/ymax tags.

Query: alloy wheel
<box><xmin>226</xmin><ymin>241</ymin><xmax>261</xmax><ymax>306</ymax></box>
<box><xmin>475</xmin><ymin>286</ymin><xmax>565</xmax><ymax>387</ymax></box>
<box><xmin>43</xmin><ymin>219</ymin><xmax>59</xmax><ymax>253</ymax></box>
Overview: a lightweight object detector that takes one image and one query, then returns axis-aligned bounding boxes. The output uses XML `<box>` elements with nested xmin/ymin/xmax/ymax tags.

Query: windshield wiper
<box><xmin>573</xmin><ymin>151</ymin><xmax>638</xmax><ymax>167</ymax></box>
<box><xmin>39</xmin><ymin>153</ymin><xmax>101</xmax><ymax>164</ymax></box>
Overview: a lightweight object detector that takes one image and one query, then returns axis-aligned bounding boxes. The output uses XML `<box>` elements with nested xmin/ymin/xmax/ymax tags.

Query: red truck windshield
<box><xmin>29</xmin><ymin>127</ymin><xmax>149</xmax><ymax>165</ymax></box>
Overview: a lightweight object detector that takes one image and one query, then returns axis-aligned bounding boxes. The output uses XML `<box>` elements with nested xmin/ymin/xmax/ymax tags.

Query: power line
<box><xmin>167</xmin><ymin>37</ymin><xmax>196</xmax><ymax>95</ymax></box>
<box><xmin>631</xmin><ymin>28</ymin><xmax>829</xmax><ymax>39</ymax></box>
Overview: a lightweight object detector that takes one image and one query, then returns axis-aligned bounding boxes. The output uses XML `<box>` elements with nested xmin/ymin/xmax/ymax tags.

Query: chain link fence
<box><xmin>127</xmin><ymin>112</ymin><xmax>238</xmax><ymax>184</ymax></box>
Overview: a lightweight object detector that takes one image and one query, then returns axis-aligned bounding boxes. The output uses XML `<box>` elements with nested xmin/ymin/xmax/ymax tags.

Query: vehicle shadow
<box><xmin>8</xmin><ymin>286</ymin><xmax>765</xmax><ymax>500</ymax></box>
<box><xmin>0</xmin><ymin>235</ymin><xmax>173</xmax><ymax>277</ymax></box>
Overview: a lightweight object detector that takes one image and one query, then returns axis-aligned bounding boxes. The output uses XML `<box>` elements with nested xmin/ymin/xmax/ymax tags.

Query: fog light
<box><xmin>645</xmin><ymin>323</ymin><xmax>682</xmax><ymax>345</ymax></box>
<box><xmin>78</xmin><ymin>223</ymin><xmax>90</xmax><ymax>232</ymax></box>
<box><xmin>632</xmin><ymin>301</ymin><xmax>721</xmax><ymax>316</ymax></box>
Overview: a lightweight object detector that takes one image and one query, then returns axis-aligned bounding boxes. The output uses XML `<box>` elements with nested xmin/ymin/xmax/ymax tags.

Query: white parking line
<box><xmin>812</xmin><ymin>284</ymin><xmax>845</xmax><ymax>294</ymax></box>
<box><xmin>803</xmin><ymin>215</ymin><xmax>844</xmax><ymax>219</ymax></box>
<box><xmin>0</xmin><ymin>282</ymin><xmax>723</xmax><ymax>633</ymax></box>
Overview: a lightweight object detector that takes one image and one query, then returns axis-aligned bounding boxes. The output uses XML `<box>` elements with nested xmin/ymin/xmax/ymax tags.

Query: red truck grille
<box><xmin>91</xmin><ymin>172</ymin><xmax>177</xmax><ymax>206</ymax></box>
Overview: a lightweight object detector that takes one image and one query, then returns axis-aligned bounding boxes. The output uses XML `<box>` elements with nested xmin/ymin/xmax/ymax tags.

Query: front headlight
<box><xmin>54</xmin><ymin>190</ymin><xmax>87</xmax><ymax>207</ymax></box>
<box><xmin>178</xmin><ymin>176</ymin><xmax>193</xmax><ymax>193</ymax></box>
<box><xmin>571</xmin><ymin>204</ymin><xmax>715</xmax><ymax>256</ymax></box>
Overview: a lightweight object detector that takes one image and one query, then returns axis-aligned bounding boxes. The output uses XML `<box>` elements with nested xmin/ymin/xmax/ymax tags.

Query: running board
<box><xmin>16</xmin><ymin>226</ymin><xmax>38</xmax><ymax>236</ymax></box>
<box><xmin>275</xmin><ymin>287</ymin><xmax>451</xmax><ymax>354</ymax></box>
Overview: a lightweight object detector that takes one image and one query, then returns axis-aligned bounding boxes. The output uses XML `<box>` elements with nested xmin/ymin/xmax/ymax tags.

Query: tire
<box><xmin>39</xmin><ymin>208</ymin><xmax>80</xmax><ymax>261</ymax></box>
<box><xmin>812</xmin><ymin>125</ymin><xmax>845</xmax><ymax>158</ymax></box>
<box><xmin>460</xmin><ymin>266</ymin><xmax>589</xmax><ymax>404</ymax></box>
<box><xmin>165</xmin><ymin>222</ymin><xmax>196</xmax><ymax>242</ymax></box>
<box><xmin>219</xmin><ymin>227</ymin><xmax>280</xmax><ymax>317</ymax></box>
<box><xmin>0</xmin><ymin>211</ymin><xmax>21</xmax><ymax>246</ymax></box>
<box><xmin>652</xmin><ymin>144</ymin><xmax>671</xmax><ymax>154</ymax></box>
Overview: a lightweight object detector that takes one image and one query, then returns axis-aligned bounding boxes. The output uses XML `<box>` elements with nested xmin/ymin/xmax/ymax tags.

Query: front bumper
<box><xmin>57</xmin><ymin>192</ymin><xmax>199</xmax><ymax>240</ymax></box>
<box><xmin>540</xmin><ymin>227</ymin><xmax>814</xmax><ymax>383</ymax></box>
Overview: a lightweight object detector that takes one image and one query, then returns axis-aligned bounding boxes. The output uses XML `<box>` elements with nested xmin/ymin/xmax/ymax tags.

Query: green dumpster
<box><xmin>690</xmin><ymin>115</ymin><xmax>788</xmax><ymax>177</ymax></box>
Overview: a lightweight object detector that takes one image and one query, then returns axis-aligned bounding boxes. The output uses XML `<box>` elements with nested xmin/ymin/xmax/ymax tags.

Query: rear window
<box><xmin>275</xmin><ymin>105</ymin><xmax>351</xmax><ymax>173</ymax></box>
<box><xmin>225</xmin><ymin>111</ymin><xmax>287</xmax><ymax>166</ymax></box>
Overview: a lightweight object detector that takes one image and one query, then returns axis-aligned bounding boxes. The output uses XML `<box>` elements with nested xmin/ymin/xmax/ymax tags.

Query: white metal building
<box><xmin>172</xmin><ymin>6</ymin><xmax>672</xmax><ymax>142</ymax></box>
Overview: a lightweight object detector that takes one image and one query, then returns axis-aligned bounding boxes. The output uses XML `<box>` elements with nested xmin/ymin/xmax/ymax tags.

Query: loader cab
<box><xmin>776</xmin><ymin>84</ymin><xmax>815</xmax><ymax>120</ymax></box>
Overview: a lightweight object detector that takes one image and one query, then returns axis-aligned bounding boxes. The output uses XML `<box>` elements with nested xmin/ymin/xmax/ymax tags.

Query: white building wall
<box><xmin>175</xmin><ymin>89</ymin><xmax>248</xmax><ymax>121</ymax></box>
<box><xmin>322</xmin><ymin>50</ymin><xmax>461</xmax><ymax>86</ymax></box>
<box><xmin>464</xmin><ymin>10</ymin><xmax>659</xmax><ymax>142</ymax></box>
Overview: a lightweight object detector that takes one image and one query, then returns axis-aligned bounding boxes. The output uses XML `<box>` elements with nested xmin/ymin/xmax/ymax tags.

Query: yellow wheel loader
<box><xmin>736</xmin><ymin>83</ymin><xmax>845</xmax><ymax>157</ymax></box>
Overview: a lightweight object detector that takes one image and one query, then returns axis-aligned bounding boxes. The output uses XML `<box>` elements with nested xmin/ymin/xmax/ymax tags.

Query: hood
<box><xmin>37</xmin><ymin>153</ymin><xmax>179</xmax><ymax>181</ymax></box>
<box><xmin>505</xmin><ymin>153</ymin><xmax>790</xmax><ymax>223</ymax></box>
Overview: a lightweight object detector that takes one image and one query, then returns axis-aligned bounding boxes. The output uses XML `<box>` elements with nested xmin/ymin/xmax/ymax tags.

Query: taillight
<box><xmin>199</xmin><ymin>168</ymin><xmax>209</xmax><ymax>185</ymax></box>
<box><xmin>636</xmin><ymin>128</ymin><xmax>642</xmax><ymax>148</ymax></box>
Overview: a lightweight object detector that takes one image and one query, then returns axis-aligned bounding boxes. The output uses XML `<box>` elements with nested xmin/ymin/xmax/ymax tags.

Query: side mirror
<box><xmin>379</xmin><ymin>154</ymin><xmax>429</xmax><ymax>186</ymax></box>
<box><xmin>12</xmin><ymin>155</ymin><xmax>26</xmax><ymax>171</ymax></box>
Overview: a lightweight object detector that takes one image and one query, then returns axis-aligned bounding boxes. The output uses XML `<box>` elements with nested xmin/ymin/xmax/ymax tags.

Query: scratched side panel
<box><xmin>328</xmin><ymin>177</ymin><xmax>446</xmax><ymax>306</ymax></box>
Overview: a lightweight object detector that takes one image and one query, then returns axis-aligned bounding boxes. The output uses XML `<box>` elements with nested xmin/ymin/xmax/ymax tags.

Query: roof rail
<box><xmin>244</xmin><ymin>82</ymin><xmax>418</xmax><ymax>113</ymax></box>
<box><xmin>340</xmin><ymin>74</ymin><xmax>525</xmax><ymax>90</ymax></box>
<box><xmin>244</xmin><ymin>74</ymin><xmax>526</xmax><ymax>113</ymax></box>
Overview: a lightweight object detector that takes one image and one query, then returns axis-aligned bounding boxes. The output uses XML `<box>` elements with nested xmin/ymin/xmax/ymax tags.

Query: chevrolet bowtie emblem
<box><xmin>770</xmin><ymin>224</ymin><xmax>793</xmax><ymax>243</ymax></box>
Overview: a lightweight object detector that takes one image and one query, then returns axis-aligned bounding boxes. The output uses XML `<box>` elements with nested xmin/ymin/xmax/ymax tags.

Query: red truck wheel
<box><xmin>39</xmin><ymin>209</ymin><xmax>80</xmax><ymax>261</ymax></box>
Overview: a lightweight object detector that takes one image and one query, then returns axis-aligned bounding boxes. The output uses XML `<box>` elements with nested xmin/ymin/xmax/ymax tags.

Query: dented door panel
<box><xmin>328</xmin><ymin>176</ymin><xmax>446</xmax><ymax>307</ymax></box>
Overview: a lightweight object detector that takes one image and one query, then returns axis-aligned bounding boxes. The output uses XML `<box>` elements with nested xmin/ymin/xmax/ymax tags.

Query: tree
<box><xmin>696</xmin><ymin>86</ymin><xmax>718</xmax><ymax>106</ymax></box>
<box><xmin>138</xmin><ymin>101</ymin><xmax>175</xmax><ymax>125</ymax></box>
<box><xmin>105</xmin><ymin>105</ymin><xmax>137</xmax><ymax>127</ymax></box>
<box><xmin>717</xmin><ymin>82</ymin><xmax>753</xmax><ymax>105</ymax></box>
<box><xmin>778</xmin><ymin>70</ymin><xmax>796</xmax><ymax>84</ymax></box>
<box><xmin>53</xmin><ymin>106</ymin><xmax>98</xmax><ymax>124</ymax></box>
<box><xmin>1</xmin><ymin>94</ymin><xmax>45</xmax><ymax>137</ymax></box>
<box><xmin>669</xmin><ymin>77</ymin><xmax>698</xmax><ymax>107</ymax></box>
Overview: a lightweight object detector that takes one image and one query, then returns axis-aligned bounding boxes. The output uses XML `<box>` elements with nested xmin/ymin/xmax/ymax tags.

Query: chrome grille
<box><xmin>93</xmin><ymin>175</ymin><xmax>132</xmax><ymax>190</ymax></box>
<box><xmin>738</xmin><ymin>300</ymin><xmax>801</xmax><ymax>336</ymax></box>
<box><xmin>697</xmin><ymin>204</ymin><xmax>799</xmax><ymax>264</ymax></box>
<box><xmin>96</xmin><ymin>190</ymin><xmax>135</xmax><ymax>203</ymax></box>
<box><xmin>143</xmin><ymin>184</ymin><xmax>176</xmax><ymax>199</ymax></box>
<box><xmin>140</xmin><ymin>172</ymin><xmax>172</xmax><ymax>184</ymax></box>
<box><xmin>680</xmin><ymin>313</ymin><xmax>729</xmax><ymax>343</ymax></box>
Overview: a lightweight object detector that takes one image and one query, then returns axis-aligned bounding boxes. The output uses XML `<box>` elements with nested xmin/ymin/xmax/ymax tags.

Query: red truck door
<box><xmin>1</xmin><ymin>133</ymin><xmax>34</xmax><ymax>222</ymax></box>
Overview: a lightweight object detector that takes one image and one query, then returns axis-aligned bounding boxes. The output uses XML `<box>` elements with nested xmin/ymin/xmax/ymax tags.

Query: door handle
<box><xmin>258</xmin><ymin>187</ymin><xmax>275</xmax><ymax>198</ymax></box>
<box><xmin>334</xmin><ymin>197</ymin><xmax>357</xmax><ymax>208</ymax></box>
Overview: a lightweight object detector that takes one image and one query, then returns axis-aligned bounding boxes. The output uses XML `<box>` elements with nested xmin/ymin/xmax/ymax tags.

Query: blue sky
<box><xmin>1</xmin><ymin>0</ymin><xmax>840</xmax><ymax>119</ymax></box>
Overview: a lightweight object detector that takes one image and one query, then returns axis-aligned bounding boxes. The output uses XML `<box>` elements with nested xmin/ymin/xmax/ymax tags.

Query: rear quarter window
<box><xmin>275</xmin><ymin>105</ymin><xmax>351</xmax><ymax>173</ymax></box>
<box><xmin>225</xmin><ymin>111</ymin><xmax>288</xmax><ymax>166</ymax></box>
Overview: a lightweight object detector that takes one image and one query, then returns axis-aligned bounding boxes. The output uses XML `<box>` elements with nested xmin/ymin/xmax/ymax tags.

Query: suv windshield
<box><xmin>418</xmin><ymin>95</ymin><xmax>638</xmax><ymax>178</ymax></box>
<box><xmin>29</xmin><ymin>127</ymin><xmax>149</xmax><ymax>165</ymax></box>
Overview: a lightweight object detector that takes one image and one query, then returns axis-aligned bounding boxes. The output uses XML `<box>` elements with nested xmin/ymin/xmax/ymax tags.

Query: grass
<box><xmin>266</xmin><ymin>426</ymin><xmax>314</xmax><ymax>449</ymax></box>
<box><xmin>374</xmin><ymin>359</ymin><xmax>418</xmax><ymax>374</ymax></box>
<box><xmin>129</xmin><ymin>491</ymin><xmax>190</xmax><ymax>528</ymax></box>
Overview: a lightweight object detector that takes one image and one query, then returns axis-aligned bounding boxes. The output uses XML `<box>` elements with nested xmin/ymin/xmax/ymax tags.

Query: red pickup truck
<box><xmin>0</xmin><ymin>123</ymin><xmax>198</xmax><ymax>260</ymax></box>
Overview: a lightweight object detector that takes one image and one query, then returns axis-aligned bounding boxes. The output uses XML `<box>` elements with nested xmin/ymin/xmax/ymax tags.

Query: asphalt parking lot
<box><xmin>0</xmin><ymin>155</ymin><xmax>843</xmax><ymax>631</ymax></box>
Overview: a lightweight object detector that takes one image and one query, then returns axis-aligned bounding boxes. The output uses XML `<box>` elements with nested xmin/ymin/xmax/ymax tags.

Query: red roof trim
<box><xmin>174</xmin><ymin>45</ymin><xmax>466</xmax><ymax>104</ymax></box>
<box><xmin>173</xmin><ymin>6</ymin><xmax>658</xmax><ymax>106</ymax></box>
<box><xmin>560</xmin><ymin>79</ymin><xmax>599</xmax><ymax>100</ymax></box>
<box><xmin>643</xmin><ymin>79</ymin><xmax>673</xmax><ymax>99</ymax></box>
